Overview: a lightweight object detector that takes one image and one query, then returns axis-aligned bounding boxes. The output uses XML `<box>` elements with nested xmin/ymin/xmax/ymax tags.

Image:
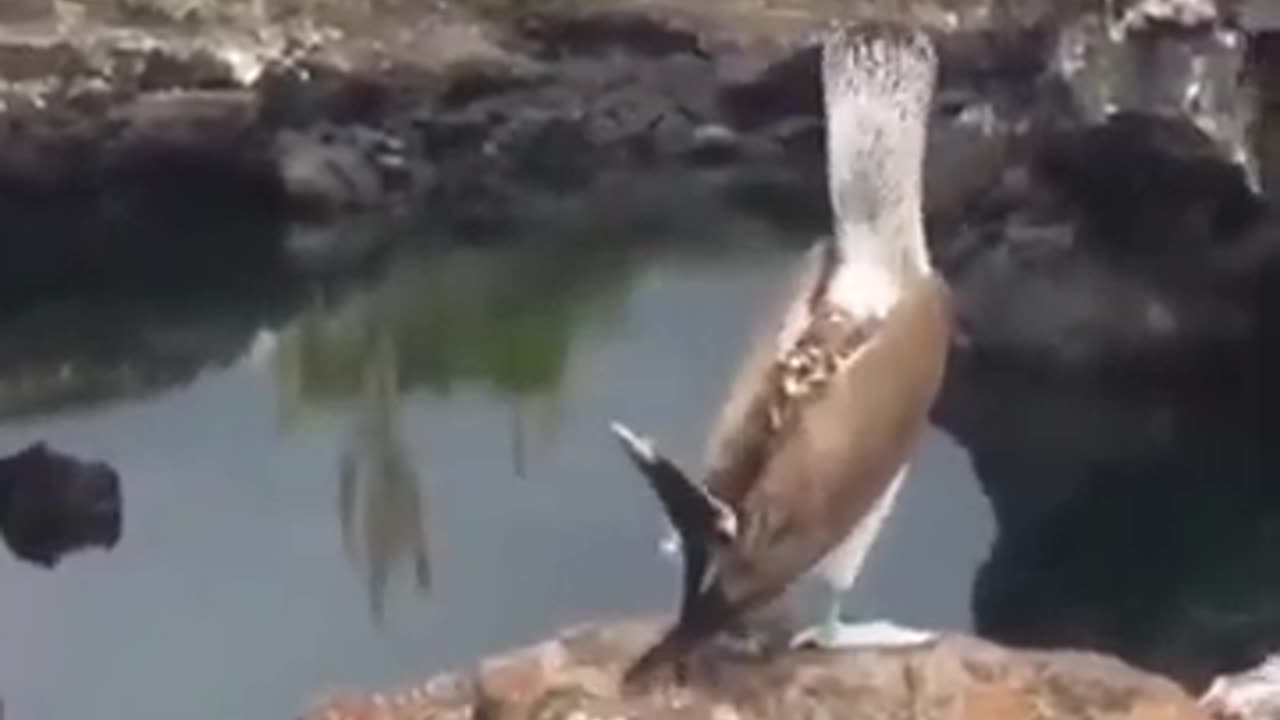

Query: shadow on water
<box><xmin>935</xmin><ymin>357</ymin><xmax>1280</xmax><ymax>695</ymax></box>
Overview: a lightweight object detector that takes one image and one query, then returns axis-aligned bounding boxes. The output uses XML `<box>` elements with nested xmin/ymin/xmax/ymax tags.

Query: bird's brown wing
<box><xmin>702</xmin><ymin>241</ymin><xmax>839</xmax><ymax>507</ymax></box>
<box><xmin>715</xmin><ymin>272</ymin><xmax>952</xmax><ymax>608</ymax></box>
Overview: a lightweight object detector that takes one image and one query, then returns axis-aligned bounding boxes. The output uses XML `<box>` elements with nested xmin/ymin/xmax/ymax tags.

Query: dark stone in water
<box><xmin>0</xmin><ymin>442</ymin><xmax>122</xmax><ymax>569</ymax></box>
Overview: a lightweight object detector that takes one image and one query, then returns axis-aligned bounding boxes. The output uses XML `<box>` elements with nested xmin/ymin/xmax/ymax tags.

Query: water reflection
<box><xmin>336</xmin><ymin>325</ymin><xmax>431</xmax><ymax>625</ymax></box>
<box><xmin>10</xmin><ymin>226</ymin><xmax>1280</xmax><ymax>717</ymax></box>
<box><xmin>259</xmin><ymin>245</ymin><xmax>641</xmax><ymax>621</ymax></box>
<box><xmin>266</xmin><ymin>247</ymin><xmax>632</xmax><ymax>414</ymax></box>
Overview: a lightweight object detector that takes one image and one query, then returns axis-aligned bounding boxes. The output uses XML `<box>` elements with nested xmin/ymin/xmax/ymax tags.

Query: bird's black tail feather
<box><xmin>621</xmin><ymin>584</ymin><xmax>734</xmax><ymax>691</ymax></box>
<box><xmin>609</xmin><ymin>421</ymin><xmax>736</xmax><ymax>620</ymax></box>
<box><xmin>609</xmin><ymin>421</ymin><xmax>741</xmax><ymax>686</ymax></box>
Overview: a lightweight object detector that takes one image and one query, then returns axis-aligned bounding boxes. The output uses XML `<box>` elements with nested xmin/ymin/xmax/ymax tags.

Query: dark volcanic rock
<box><xmin>512</xmin><ymin>11</ymin><xmax>707</xmax><ymax>60</ymax></box>
<box><xmin>0</xmin><ymin>442</ymin><xmax>121</xmax><ymax>568</ymax></box>
<box><xmin>717</xmin><ymin>43</ymin><xmax>821</xmax><ymax>131</ymax></box>
<box><xmin>1033</xmin><ymin>113</ymin><xmax>1261</xmax><ymax>248</ymax></box>
<box><xmin>0</xmin><ymin>84</ymin><xmax>288</xmax><ymax>302</ymax></box>
<box><xmin>934</xmin><ymin>356</ymin><xmax>1280</xmax><ymax>698</ymax></box>
<box><xmin>698</xmin><ymin>9</ymin><xmax>1280</xmax><ymax>377</ymax></box>
<box><xmin>942</xmin><ymin>109</ymin><xmax>1270</xmax><ymax>376</ymax></box>
<box><xmin>0</xmin><ymin>1</ymin><xmax>1276</xmax><ymax>375</ymax></box>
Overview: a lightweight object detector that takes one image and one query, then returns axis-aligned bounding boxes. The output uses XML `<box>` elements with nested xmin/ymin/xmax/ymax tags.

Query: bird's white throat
<box><xmin>825</xmin><ymin>260</ymin><xmax>903</xmax><ymax>320</ymax></box>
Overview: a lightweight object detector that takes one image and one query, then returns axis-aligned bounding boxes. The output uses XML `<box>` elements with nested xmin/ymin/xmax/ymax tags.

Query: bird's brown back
<box><xmin>709</xmin><ymin>271</ymin><xmax>952</xmax><ymax>609</ymax></box>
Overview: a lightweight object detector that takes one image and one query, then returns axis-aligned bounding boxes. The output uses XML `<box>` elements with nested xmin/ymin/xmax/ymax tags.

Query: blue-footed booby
<box><xmin>610</xmin><ymin>20</ymin><xmax>950</xmax><ymax>688</ymax></box>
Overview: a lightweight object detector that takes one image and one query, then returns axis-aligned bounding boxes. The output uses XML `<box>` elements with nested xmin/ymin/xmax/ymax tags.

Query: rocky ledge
<box><xmin>4</xmin><ymin>0</ymin><xmax>1280</xmax><ymax>376</ymax></box>
<box><xmin>300</xmin><ymin>619</ymin><xmax>1214</xmax><ymax>720</ymax></box>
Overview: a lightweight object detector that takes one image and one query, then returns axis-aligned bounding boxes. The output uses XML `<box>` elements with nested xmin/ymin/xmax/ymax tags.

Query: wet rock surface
<box><xmin>301</xmin><ymin>619</ymin><xmax>1211</xmax><ymax>720</ymax></box>
<box><xmin>1</xmin><ymin>0</ymin><xmax>1278</xmax><ymax>375</ymax></box>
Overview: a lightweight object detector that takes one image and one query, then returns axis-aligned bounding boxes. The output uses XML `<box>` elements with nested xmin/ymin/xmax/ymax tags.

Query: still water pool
<box><xmin>0</xmin><ymin>242</ymin><xmax>992</xmax><ymax>720</ymax></box>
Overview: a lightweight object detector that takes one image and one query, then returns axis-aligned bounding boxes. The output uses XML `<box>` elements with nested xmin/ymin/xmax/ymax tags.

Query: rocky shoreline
<box><xmin>300</xmin><ymin>618</ymin><xmax>1219</xmax><ymax>720</ymax></box>
<box><xmin>2</xmin><ymin>0</ymin><xmax>1279</xmax><ymax>377</ymax></box>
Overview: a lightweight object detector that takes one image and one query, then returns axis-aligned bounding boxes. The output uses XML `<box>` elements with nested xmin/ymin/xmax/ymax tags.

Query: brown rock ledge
<box><xmin>301</xmin><ymin>619</ymin><xmax>1211</xmax><ymax>720</ymax></box>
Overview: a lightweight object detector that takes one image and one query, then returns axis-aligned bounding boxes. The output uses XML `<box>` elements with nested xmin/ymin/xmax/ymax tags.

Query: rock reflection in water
<box><xmin>268</xmin><ymin>291</ymin><xmax>436</xmax><ymax>625</ymax></box>
<box><xmin>936</xmin><ymin>359</ymin><xmax>1280</xmax><ymax>695</ymax></box>
<box><xmin>336</xmin><ymin>325</ymin><xmax>431</xmax><ymax>625</ymax></box>
<box><xmin>262</xmin><ymin>245</ymin><xmax>635</xmax><ymax>620</ymax></box>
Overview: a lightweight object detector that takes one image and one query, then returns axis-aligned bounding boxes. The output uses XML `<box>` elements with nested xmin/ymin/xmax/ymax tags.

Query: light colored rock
<box><xmin>1055</xmin><ymin>7</ymin><xmax>1258</xmax><ymax>192</ymax></box>
<box><xmin>1202</xmin><ymin>655</ymin><xmax>1280</xmax><ymax>720</ymax></box>
<box><xmin>1116</xmin><ymin>0</ymin><xmax>1221</xmax><ymax>32</ymax></box>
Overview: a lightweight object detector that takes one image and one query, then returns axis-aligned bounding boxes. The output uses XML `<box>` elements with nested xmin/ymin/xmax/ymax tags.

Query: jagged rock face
<box><xmin>714</xmin><ymin>14</ymin><xmax>1274</xmax><ymax>377</ymax></box>
<box><xmin>0</xmin><ymin>0</ymin><xmax>1277</xmax><ymax>376</ymax></box>
<box><xmin>302</xmin><ymin>620</ymin><xmax>1211</xmax><ymax>720</ymax></box>
<box><xmin>932</xmin><ymin>356</ymin><xmax>1280</xmax><ymax>698</ymax></box>
<box><xmin>0</xmin><ymin>0</ymin><xmax>51</xmax><ymax>23</ymax></box>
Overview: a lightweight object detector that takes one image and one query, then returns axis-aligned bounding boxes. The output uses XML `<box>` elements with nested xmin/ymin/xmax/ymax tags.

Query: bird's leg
<box><xmin>715</xmin><ymin>617</ymin><xmax>772</xmax><ymax>657</ymax></box>
<box><xmin>793</xmin><ymin>584</ymin><xmax>936</xmax><ymax>650</ymax></box>
<box><xmin>790</xmin><ymin>467</ymin><xmax>937</xmax><ymax>650</ymax></box>
<box><xmin>718</xmin><ymin>594</ymin><xmax>798</xmax><ymax>656</ymax></box>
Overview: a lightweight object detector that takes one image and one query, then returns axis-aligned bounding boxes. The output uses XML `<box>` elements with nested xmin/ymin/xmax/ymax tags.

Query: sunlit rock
<box><xmin>1203</xmin><ymin>655</ymin><xmax>1280</xmax><ymax>720</ymax></box>
<box><xmin>302</xmin><ymin>620</ymin><xmax>1211</xmax><ymax>720</ymax></box>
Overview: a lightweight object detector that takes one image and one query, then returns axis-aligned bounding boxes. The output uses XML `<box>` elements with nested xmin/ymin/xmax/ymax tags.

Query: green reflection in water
<box><xmin>268</xmin><ymin>244</ymin><xmax>640</xmax><ymax>620</ymax></box>
<box><xmin>337</xmin><ymin>323</ymin><xmax>430</xmax><ymax>624</ymax></box>
<box><xmin>272</xmin><ymin>245</ymin><xmax>634</xmax><ymax>414</ymax></box>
